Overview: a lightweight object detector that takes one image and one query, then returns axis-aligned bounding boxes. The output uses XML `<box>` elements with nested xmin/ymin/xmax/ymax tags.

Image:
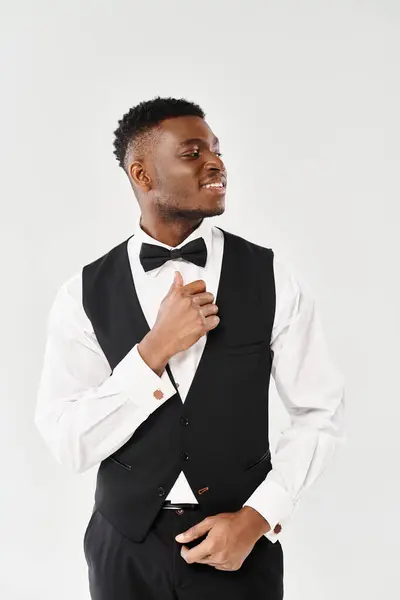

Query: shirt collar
<box><xmin>131</xmin><ymin>214</ymin><xmax>213</xmax><ymax>277</ymax></box>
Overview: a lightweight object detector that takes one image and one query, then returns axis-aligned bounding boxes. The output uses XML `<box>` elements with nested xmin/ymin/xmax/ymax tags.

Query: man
<box><xmin>35</xmin><ymin>96</ymin><xmax>345</xmax><ymax>599</ymax></box>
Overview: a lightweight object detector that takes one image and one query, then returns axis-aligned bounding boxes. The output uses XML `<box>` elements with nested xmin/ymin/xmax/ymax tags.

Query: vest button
<box><xmin>180</xmin><ymin>417</ymin><xmax>189</xmax><ymax>426</ymax></box>
<box><xmin>181</xmin><ymin>452</ymin><xmax>189</xmax><ymax>461</ymax></box>
<box><xmin>158</xmin><ymin>486</ymin><xmax>166</xmax><ymax>496</ymax></box>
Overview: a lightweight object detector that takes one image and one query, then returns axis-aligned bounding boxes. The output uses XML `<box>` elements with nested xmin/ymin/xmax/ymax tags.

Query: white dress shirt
<box><xmin>34</xmin><ymin>215</ymin><xmax>345</xmax><ymax>543</ymax></box>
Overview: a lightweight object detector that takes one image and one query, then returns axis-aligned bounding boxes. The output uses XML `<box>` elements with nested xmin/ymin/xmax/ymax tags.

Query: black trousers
<box><xmin>83</xmin><ymin>506</ymin><xmax>284</xmax><ymax>599</ymax></box>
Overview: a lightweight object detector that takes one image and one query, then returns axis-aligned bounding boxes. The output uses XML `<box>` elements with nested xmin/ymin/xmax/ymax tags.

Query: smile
<box><xmin>201</xmin><ymin>182</ymin><xmax>226</xmax><ymax>194</ymax></box>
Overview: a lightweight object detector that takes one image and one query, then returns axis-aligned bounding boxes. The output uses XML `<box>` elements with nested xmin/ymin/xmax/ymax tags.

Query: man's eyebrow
<box><xmin>177</xmin><ymin>137</ymin><xmax>219</xmax><ymax>148</ymax></box>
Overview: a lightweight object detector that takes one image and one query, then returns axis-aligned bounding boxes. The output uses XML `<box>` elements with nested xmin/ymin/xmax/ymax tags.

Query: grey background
<box><xmin>1</xmin><ymin>1</ymin><xmax>399</xmax><ymax>598</ymax></box>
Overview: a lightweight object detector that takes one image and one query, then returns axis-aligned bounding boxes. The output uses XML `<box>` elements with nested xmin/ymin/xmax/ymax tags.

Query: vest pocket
<box><xmin>223</xmin><ymin>339</ymin><xmax>269</xmax><ymax>355</ymax></box>
<box><xmin>242</xmin><ymin>449</ymin><xmax>271</xmax><ymax>471</ymax></box>
<box><xmin>109</xmin><ymin>456</ymin><xmax>132</xmax><ymax>471</ymax></box>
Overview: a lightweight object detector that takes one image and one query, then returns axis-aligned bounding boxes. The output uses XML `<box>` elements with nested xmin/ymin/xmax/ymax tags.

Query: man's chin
<box><xmin>198</xmin><ymin>198</ymin><xmax>226</xmax><ymax>219</ymax></box>
<box><xmin>168</xmin><ymin>201</ymin><xmax>225</xmax><ymax>221</ymax></box>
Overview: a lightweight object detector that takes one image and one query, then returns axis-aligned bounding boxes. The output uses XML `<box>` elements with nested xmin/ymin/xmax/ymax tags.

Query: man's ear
<box><xmin>130</xmin><ymin>162</ymin><xmax>151</xmax><ymax>192</ymax></box>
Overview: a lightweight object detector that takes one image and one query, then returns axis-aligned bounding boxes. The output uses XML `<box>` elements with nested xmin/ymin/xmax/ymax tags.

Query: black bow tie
<box><xmin>139</xmin><ymin>237</ymin><xmax>207</xmax><ymax>272</ymax></box>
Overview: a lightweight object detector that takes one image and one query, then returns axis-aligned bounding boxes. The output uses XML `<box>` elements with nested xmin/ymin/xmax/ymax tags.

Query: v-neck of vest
<box><xmin>123</xmin><ymin>226</ymin><xmax>228</xmax><ymax>400</ymax></box>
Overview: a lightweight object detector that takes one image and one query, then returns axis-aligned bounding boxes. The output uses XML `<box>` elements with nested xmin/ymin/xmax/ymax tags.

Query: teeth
<box><xmin>203</xmin><ymin>183</ymin><xmax>224</xmax><ymax>188</ymax></box>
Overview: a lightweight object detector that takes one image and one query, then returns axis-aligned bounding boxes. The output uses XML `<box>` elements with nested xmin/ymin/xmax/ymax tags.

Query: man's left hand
<box><xmin>175</xmin><ymin>506</ymin><xmax>270</xmax><ymax>571</ymax></box>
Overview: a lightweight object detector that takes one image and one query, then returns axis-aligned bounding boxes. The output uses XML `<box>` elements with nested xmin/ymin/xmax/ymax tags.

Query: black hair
<box><xmin>113</xmin><ymin>96</ymin><xmax>206</xmax><ymax>173</ymax></box>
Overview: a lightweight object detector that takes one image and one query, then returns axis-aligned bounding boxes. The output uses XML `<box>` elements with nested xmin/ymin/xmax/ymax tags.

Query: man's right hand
<box><xmin>150</xmin><ymin>270</ymin><xmax>220</xmax><ymax>359</ymax></box>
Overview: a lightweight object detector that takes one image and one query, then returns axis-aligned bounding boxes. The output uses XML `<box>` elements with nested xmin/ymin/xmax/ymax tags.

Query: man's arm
<box><xmin>34</xmin><ymin>271</ymin><xmax>177</xmax><ymax>473</ymax></box>
<box><xmin>242</xmin><ymin>257</ymin><xmax>346</xmax><ymax>543</ymax></box>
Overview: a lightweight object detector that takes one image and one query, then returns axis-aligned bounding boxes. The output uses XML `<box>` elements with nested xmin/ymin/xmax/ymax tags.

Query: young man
<box><xmin>35</xmin><ymin>96</ymin><xmax>345</xmax><ymax>599</ymax></box>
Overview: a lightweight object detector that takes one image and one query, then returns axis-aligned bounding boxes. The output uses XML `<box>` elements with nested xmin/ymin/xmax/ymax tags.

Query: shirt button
<box><xmin>181</xmin><ymin>452</ymin><xmax>189</xmax><ymax>461</ymax></box>
<box><xmin>180</xmin><ymin>417</ymin><xmax>189</xmax><ymax>426</ymax></box>
<box><xmin>158</xmin><ymin>486</ymin><xmax>166</xmax><ymax>496</ymax></box>
<box><xmin>153</xmin><ymin>389</ymin><xmax>164</xmax><ymax>400</ymax></box>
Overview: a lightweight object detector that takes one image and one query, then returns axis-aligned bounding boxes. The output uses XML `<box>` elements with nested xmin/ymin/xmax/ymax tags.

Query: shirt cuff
<box><xmin>243</xmin><ymin>478</ymin><xmax>295</xmax><ymax>543</ymax></box>
<box><xmin>110</xmin><ymin>343</ymin><xmax>178</xmax><ymax>413</ymax></box>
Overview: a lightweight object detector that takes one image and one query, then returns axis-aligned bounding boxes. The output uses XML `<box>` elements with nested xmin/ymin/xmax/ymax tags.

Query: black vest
<box><xmin>82</xmin><ymin>226</ymin><xmax>276</xmax><ymax>542</ymax></box>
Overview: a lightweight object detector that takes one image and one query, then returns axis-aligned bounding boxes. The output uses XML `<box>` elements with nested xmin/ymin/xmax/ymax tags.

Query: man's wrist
<box><xmin>138</xmin><ymin>331</ymin><xmax>172</xmax><ymax>377</ymax></box>
<box><xmin>239</xmin><ymin>505</ymin><xmax>272</xmax><ymax>539</ymax></box>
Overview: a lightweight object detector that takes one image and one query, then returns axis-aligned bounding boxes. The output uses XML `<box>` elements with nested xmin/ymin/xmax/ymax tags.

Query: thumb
<box><xmin>175</xmin><ymin>517</ymin><xmax>214</xmax><ymax>542</ymax></box>
<box><xmin>172</xmin><ymin>270</ymin><xmax>183</xmax><ymax>288</ymax></box>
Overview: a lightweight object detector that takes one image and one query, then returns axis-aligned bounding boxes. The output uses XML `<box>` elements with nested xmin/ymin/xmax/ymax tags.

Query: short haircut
<box><xmin>113</xmin><ymin>96</ymin><xmax>206</xmax><ymax>173</ymax></box>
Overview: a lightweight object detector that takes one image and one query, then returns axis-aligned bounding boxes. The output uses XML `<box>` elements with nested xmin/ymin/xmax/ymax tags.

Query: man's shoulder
<box><xmin>213</xmin><ymin>225</ymin><xmax>273</xmax><ymax>254</ymax></box>
<box><xmin>52</xmin><ymin>269</ymin><xmax>83</xmax><ymax>312</ymax></box>
<box><xmin>82</xmin><ymin>234</ymin><xmax>133</xmax><ymax>271</ymax></box>
<box><xmin>213</xmin><ymin>225</ymin><xmax>309</xmax><ymax>294</ymax></box>
<box><xmin>47</xmin><ymin>234</ymin><xmax>133</xmax><ymax>324</ymax></box>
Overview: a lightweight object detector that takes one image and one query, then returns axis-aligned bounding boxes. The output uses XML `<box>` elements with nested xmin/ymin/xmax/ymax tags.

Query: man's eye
<box><xmin>184</xmin><ymin>151</ymin><xmax>223</xmax><ymax>158</ymax></box>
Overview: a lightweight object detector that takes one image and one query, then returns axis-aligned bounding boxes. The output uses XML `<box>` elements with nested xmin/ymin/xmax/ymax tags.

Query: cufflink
<box><xmin>153</xmin><ymin>389</ymin><xmax>164</xmax><ymax>400</ymax></box>
<box><xmin>273</xmin><ymin>523</ymin><xmax>282</xmax><ymax>534</ymax></box>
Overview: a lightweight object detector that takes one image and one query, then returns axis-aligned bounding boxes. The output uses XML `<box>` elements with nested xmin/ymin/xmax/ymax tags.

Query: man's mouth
<box><xmin>201</xmin><ymin>181</ymin><xmax>226</xmax><ymax>194</ymax></box>
<box><xmin>201</xmin><ymin>182</ymin><xmax>225</xmax><ymax>190</ymax></box>
<box><xmin>200</xmin><ymin>177</ymin><xmax>227</xmax><ymax>193</ymax></box>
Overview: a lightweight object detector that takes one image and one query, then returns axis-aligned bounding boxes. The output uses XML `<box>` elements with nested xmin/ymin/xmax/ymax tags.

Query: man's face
<box><xmin>134</xmin><ymin>115</ymin><xmax>227</xmax><ymax>220</ymax></box>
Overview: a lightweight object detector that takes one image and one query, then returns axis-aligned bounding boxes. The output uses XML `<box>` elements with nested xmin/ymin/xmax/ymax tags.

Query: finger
<box><xmin>204</xmin><ymin>314</ymin><xmax>220</xmax><ymax>331</ymax></box>
<box><xmin>197</xmin><ymin>560</ymin><xmax>221</xmax><ymax>567</ymax></box>
<box><xmin>199</xmin><ymin>304</ymin><xmax>219</xmax><ymax>319</ymax></box>
<box><xmin>192</xmin><ymin>554</ymin><xmax>218</xmax><ymax>565</ymax></box>
<box><xmin>191</xmin><ymin>292</ymin><xmax>215</xmax><ymax>306</ymax></box>
<box><xmin>192</xmin><ymin>556</ymin><xmax>229</xmax><ymax>569</ymax></box>
<box><xmin>182</xmin><ymin>280</ymin><xmax>207</xmax><ymax>295</ymax></box>
<box><xmin>172</xmin><ymin>271</ymin><xmax>183</xmax><ymax>287</ymax></box>
<box><xmin>175</xmin><ymin>517</ymin><xmax>214</xmax><ymax>543</ymax></box>
<box><xmin>180</xmin><ymin>540</ymin><xmax>214</xmax><ymax>564</ymax></box>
